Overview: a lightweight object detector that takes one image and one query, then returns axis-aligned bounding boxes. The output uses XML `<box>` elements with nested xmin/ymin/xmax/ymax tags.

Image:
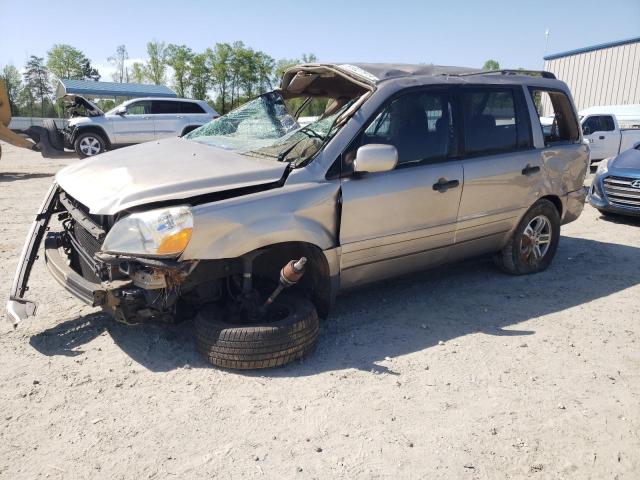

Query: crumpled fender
<box><xmin>181</xmin><ymin>181</ymin><xmax>340</xmax><ymax>260</ymax></box>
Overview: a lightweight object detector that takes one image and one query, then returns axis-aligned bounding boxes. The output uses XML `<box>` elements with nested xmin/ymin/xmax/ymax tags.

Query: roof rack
<box><xmin>453</xmin><ymin>69</ymin><xmax>556</xmax><ymax>79</ymax></box>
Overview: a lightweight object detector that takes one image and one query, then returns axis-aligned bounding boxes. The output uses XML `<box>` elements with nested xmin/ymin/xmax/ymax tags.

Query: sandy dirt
<box><xmin>0</xmin><ymin>141</ymin><xmax>639</xmax><ymax>479</ymax></box>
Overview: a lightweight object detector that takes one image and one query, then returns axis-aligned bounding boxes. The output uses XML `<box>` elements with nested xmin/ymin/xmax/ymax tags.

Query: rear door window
<box><xmin>151</xmin><ymin>101</ymin><xmax>181</xmax><ymax>114</ymax></box>
<box><xmin>180</xmin><ymin>102</ymin><xmax>206</xmax><ymax>114</ymax></box>
<box><xmin>460</xmin><ymin>88</ymin><xmax>528</xmax><ymax>155</ymax></box>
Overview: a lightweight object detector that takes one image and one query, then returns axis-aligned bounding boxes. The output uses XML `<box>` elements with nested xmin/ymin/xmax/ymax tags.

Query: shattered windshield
<box><xmin>185</xmin><ymin>91</ymin><xmax>352</xmax><ymax>166</ymax></box>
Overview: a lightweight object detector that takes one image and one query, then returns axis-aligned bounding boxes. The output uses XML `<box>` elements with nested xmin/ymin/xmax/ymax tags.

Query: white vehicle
<box><xmin>579</xmin><ymin>105</ymin><xmax>640</xmax><ymax>161</ymax></box>
<box><xmin>62</xmin><ymin>96</ymin><xmax>219</xmax><ymax>158</ymax></box>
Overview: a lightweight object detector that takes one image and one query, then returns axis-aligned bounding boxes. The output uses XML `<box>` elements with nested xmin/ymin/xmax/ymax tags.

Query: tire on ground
<box><xmin>194</xmin><ymin>294</ymin><xmax>319</xmax><ymax>369</ymax></box>
<box><xmin>43</xmin><ymin>119</ymin><xmax>64</xmax><ymax>151</ymax></box>
<box><xmin>494</xmin><ymin>198</ymin><xmax>561</xmax><ymax>275</ymax></box>
<box><xmin>74</xmin><ymin>131</ymin><xmax>106</xmax><ymax>158</ymax></box>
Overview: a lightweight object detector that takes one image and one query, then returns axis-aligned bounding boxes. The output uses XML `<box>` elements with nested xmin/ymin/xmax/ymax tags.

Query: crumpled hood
<box><xmin>609</xmin><ymin>146</ymin><xmax>640</xmax><ymax>171</ymax></box>
<box><xmin>56</xmin><ymin>138</ymin><xmax>287</xmax><ymax>215</ymax></box>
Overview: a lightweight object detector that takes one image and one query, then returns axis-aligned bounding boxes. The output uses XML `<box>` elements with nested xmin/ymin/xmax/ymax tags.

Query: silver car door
<box><xmin>111</xmin><ymin>100</ymin><xmax>154</xmax><ymax>144</ymax></box>
<box><xmin>452</xmin><ymin>86</ymin><xmax>542</xmax><ymax>258</ymax></box>
<box><xmin>339</xmin><ymin>88</ymin><xmax>463</xmax><ymax>288</ymax></box>
<box><xmin>151</xmin><ymin>100</ymin><xmax>184</xmax><ymax>138</ymax></box>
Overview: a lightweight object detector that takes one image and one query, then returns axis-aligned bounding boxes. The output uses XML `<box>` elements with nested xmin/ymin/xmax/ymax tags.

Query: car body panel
<box><xmin>183</xmin><ymin>179</ymin><xmax>340</xmax><ymax>260</ymax></box>
<box><xmin>55</xmin><ymin>137</ymin><xmax>288</xmax><ymax>215</ymax></box>
<box><xmin>339</xmin><ymin>161</ymin><xmax>463</xmax><ymax>288</ymax></box>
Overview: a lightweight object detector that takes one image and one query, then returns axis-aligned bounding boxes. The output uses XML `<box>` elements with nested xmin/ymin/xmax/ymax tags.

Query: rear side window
<box><xmin>181</xmin><ymin>102</ymin><xmax>206</xmax><ymax>114</ymax></box>
<box><xmin>460</xmin><ymin>88</ymin><xmax>526</xmax><ymax>155</ymax></box>
<box><xmin>529</xmin><ymin>88</ymin><xmax>580</xmax><ymax>145</ymax></box>
<box><xmin>151</xmin><ymin>101</ymin><xmax>181</xmax><ymax>114</ymax></box>
<box><xmin>583</xmin><ymin>115</ymin><xmax>615</xmax><ymax>134</ymax></box>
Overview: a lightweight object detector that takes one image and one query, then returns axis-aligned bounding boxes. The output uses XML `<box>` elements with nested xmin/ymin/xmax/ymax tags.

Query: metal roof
<box><xmin>544</xmin><ymin>36</ymin><xmax>640</xmax><ymax>61</ymax></box>
<box><xmin>56</xmin><ymin>79</ymin><xmax>177</xmax><ymax>99</ymax></box>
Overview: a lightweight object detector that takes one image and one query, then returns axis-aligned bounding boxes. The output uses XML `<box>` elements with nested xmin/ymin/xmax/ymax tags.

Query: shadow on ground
<box><xmin>30</xmin><ymin>236</ymin><xmax>640</xmax><ymax>374</ymax></box>
<box><xmin>0</xmin><ymin>172</ymin><xmax>54</xmax><ymax>182</ymax></box>
<box><xmin>598</xmin><ymin>211</ymin><xmax>640</xmax><ymax>227</ymax></box>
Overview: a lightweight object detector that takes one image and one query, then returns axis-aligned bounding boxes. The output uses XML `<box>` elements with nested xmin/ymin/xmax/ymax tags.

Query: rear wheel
<box><xmin>194</xmin><ymin>294</ymin><xmax>319</xmax><ymax>369</ymax></box>
<box><xmin>495</xmin><ymin>199</ymin><xmax>560</xmax><ymax>275</ymax></box>
<box><xmin>74</xmin><ymin>132</ymin><xmax>106</xmax><ymax>158</ymax></box>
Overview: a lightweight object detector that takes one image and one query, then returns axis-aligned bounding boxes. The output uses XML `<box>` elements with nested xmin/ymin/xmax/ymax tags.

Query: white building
<box><xmin>543</xmin><ymin>36</ymin><xmax>640</xmax><ymax>111</ymax></box>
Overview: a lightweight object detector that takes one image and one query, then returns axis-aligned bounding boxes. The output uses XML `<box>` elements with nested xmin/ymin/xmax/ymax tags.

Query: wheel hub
<box><xmin>520</xmin><ymin>215</ymin><xmax>552</xmax><ymax>264</ymax></box>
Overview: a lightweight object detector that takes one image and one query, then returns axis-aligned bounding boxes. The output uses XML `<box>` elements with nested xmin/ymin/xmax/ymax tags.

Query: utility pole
<box><xmin>543</xmin><ymin>29</ymin><xmax>551</xmax><ymax>68</ymax></box>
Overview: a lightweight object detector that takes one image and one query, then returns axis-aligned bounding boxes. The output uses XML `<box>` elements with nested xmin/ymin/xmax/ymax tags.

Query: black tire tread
<box><xmin>495</xmin><ymin>198</ymin><xmax>560</xmax><ymax>275</ymax></box>
<box><xmin>194</xmin><ymin>295</ymin><xmax>319</xmax><ymax>369</ymax></box>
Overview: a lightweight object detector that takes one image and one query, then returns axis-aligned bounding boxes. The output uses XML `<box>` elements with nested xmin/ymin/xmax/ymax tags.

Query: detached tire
<box><xmin>74</xmin><ymin>131</ymin><xmax>106</xmax><ymax>158</ymax></box>
<box><xmin>195</xmin><ymin>295</ymin><xmax>319</xmax><ymax>369</ymax></box>
<box><xmin>494</xmin><ymin>199</ymin><xmax>560</xmax><ymax>275</ymax></box>
<box><xmin>43</xmin><ymin>119</ymin><xmax>64</xmax><ymax>151</ymax></box>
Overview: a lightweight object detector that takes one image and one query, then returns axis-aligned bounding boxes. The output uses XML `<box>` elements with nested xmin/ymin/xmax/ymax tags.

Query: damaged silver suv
<box><xmin>7</xmin><ymin>64</ymin><xmax>589</xmax><ymax>369</ymax></box>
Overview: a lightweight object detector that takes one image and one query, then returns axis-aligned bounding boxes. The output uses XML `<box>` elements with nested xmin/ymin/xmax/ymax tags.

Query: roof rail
<box><xmin>453</xmin><ymin>69</ymin><xmax>557</xmax><ymax>79</ymax></box>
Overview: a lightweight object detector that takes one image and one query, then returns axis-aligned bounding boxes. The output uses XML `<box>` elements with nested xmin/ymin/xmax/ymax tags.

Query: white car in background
<box><xmin>61</xmin><ymin>96</ymin><xmax>219</xmax><ymax>158</ymax></box>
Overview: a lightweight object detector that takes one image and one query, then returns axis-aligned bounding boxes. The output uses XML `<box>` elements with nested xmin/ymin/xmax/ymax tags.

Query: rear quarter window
<box><xmin>529</xmin><ymin>88</ymin><xmax>580</xmax><ymax>145</ymax></box>
<box><xmin>181</xmin><ymin>102</ymin><xmax>206</xmax><ymax>114</ymax></box>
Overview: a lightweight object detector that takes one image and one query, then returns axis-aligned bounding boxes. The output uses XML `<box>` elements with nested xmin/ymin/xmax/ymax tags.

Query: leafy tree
<box><xmin>145</xmin><ymin>40</ymin><xmax>167</xmax><ymax>85</ymax></box>
<box><xmin>207</xmin><ymin>43</ymin><xmax>233</xmax><ymax>113</ymax></box>
<box><xmin>189</xmin><ymin>53</ymin><xmax>210</xmax><ymax>100</ymax></box>
<box><xmin>108</xmin><ymin>45</ymin><xmax>129</xmax><ymax>83</ymax></box>
<box><xmin>24</xmin><ymin>55</ymin><xmax>52</xmax><ymax>116</ymax></box>
<box><xmin>130</xmin><ymin>62</ymin><xmax>146</xmax><ymax>83</ymax></box>
<box><xmin>166</xmin><ymin>44</ymin><xmax>193</xmax><ymax>97</ymax></box>
<box><xmin>81</xmin><ymin>59</ymin><xmax>100</xmax><ymax>81</ymax></box>
<box><xmin>482</xmin><ymin>59</ymin><xmax>500</xmax><ymax>71</ymax></box>
<box><xmin>1</xmin><ymin>64</ymin><xmax>23</xmax><ymax>115</ymax></box>
<box><xmin>47</xmin><ymin>44</ymin><xmax>96</xmax><ymax>80</ymax></box>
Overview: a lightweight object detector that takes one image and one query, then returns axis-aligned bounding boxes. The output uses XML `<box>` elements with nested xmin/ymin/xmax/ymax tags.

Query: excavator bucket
<box><xmin>0</xmin><ymin>79</ymin><xmax>66</xmax><ymax>159</ymax></box>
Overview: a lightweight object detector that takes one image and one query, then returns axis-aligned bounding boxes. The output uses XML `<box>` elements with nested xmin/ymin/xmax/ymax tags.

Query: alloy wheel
<box><xmin>520</xmin><ymin>215</ymin><xmax>552</xmax><ymax>265</ymax></box>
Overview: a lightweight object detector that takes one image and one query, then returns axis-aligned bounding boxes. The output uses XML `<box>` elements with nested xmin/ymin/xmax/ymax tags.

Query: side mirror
<box><xmin>115</xmin><ymin>106</ymin><xmax>127</xmax><ymax>115</ymax></box>
<box><xmin>354</xmin><ymin>144</ymin><xmax>398</xmax><ymax>174</ymax></box>
<box><xmin>582</xmin><ymin>124</ymin><xmax>591</xmax><ymax>135</ymax></box>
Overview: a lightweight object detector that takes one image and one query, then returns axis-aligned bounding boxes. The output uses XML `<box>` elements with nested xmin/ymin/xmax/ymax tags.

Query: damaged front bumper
<box><xmin>6</xmin><ymin>183</ymin><xmax>59</xmax><ymax>325</ymax></box>
<box><xmin>6</xmin><ymin>183</ymin><xmax>189</xmax><ymax>327</ymax></box>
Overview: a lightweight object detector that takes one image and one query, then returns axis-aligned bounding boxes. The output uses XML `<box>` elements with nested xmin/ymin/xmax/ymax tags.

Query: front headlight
<box><xmin>102</xmin><ymin>206</ymin><xmax>193</xmax><ymax>257</ymax></box>
<box><xmin>596</xmin><ymin>157</ymin><xmax>611</xmax><ymax>175</ymax></box>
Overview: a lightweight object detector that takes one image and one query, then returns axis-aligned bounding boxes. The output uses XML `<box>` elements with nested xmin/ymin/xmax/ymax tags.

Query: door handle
<box><xmin>522</xmin><ymin>164</ymin><xmax>541</xmax><ymax>176</ymax></box>
<box><xmin>432</xmin><ymin>178</ymin><xmax>460</xmax><ymax>192</ymax></box>
<box><xmin>599</xmin><ymin>135</ymin><xmax>605</xmax><ymax>140</ymax></box>
<box><xmin>177</xmin><ymin>115</ymin><xmax>184</xmax><ymax>119</ymax></box>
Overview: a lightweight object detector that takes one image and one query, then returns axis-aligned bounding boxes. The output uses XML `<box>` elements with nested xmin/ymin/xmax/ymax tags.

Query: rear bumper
<box><xmin>561</xmin><ymin>186</ymin><xmax>588</xmax><ymax>225</ymax></box>
<box><xmin>44</xmin><ymin>233</ymin><xmax>106</xmax><ymax>307</ymax></box>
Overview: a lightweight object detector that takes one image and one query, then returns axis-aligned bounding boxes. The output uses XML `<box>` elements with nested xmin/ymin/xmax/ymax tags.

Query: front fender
<box><xmin>182</xmin><ymin>181</ymin><xmax>340</xmax><ymax>260</ymax></box>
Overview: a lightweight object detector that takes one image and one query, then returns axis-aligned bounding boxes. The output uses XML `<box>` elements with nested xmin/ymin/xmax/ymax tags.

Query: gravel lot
<box><xmin>1</xmin><ymin>141</ymin><xmax>639</xmax><ymax>479</ymax></box>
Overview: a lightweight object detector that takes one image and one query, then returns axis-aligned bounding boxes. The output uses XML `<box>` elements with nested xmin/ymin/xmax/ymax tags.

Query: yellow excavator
<box><xmin>0</xmin><ymin>79</ymin><xmax>65</xmax><ymax>160</ymax></box>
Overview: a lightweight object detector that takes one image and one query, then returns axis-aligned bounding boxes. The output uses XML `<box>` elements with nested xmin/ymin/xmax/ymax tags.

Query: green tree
<box><xmin>47</xmin><ymin>44</ymin><xmax>96</xmax><ymax>80</ymax></box>
<box><xmin>207</xmin><ymin>43</ymin><xmax>234</xmax><ymax>113</ymax></box>
<box><xmin>108</xmin><ymin>45</ymin><xmax>129</xmax><ymax>83</ymax></box>
<box><xmin>166</xmin><ymin>44</ymin><xmax>193</xmax><ymax>97</ymax></box>
<box><xmin>1</xmin><ymin>64</ymin><xmax>23</xmax><ymax>115</ymax></box>
<box><xmin>23</xmin><ymin>55</ymin><xmax>52</xmax><ymax>116</ymax></box>
<box><xmin>189</xmin><ymin>53</ymin><xmax>210</xmax><ymax>100</ymax></box>
<box><xmin>482</xmin><ymin>59</ymin><xmax>500</xmax><ymax>71</ymax></box>
<box><xmin>130</xmin><ymin>62</ymin><xmax>146</xmax><ymax>83</ymax></box>
<box><xmin>144</xmin><ymin>40</ymin><xmax>167</xmax><ymax>85</ymax></box>
<box><xmin>81</xmin><ymin>59</ymin><xmax>100</xmax><ymax>81</ymax></box>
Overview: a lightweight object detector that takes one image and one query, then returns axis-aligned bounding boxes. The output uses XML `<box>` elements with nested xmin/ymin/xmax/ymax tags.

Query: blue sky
<box><xmin>1</xmin><ymin>0</ymin><xmax>639</xmax><ymax>79</ymax></box>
